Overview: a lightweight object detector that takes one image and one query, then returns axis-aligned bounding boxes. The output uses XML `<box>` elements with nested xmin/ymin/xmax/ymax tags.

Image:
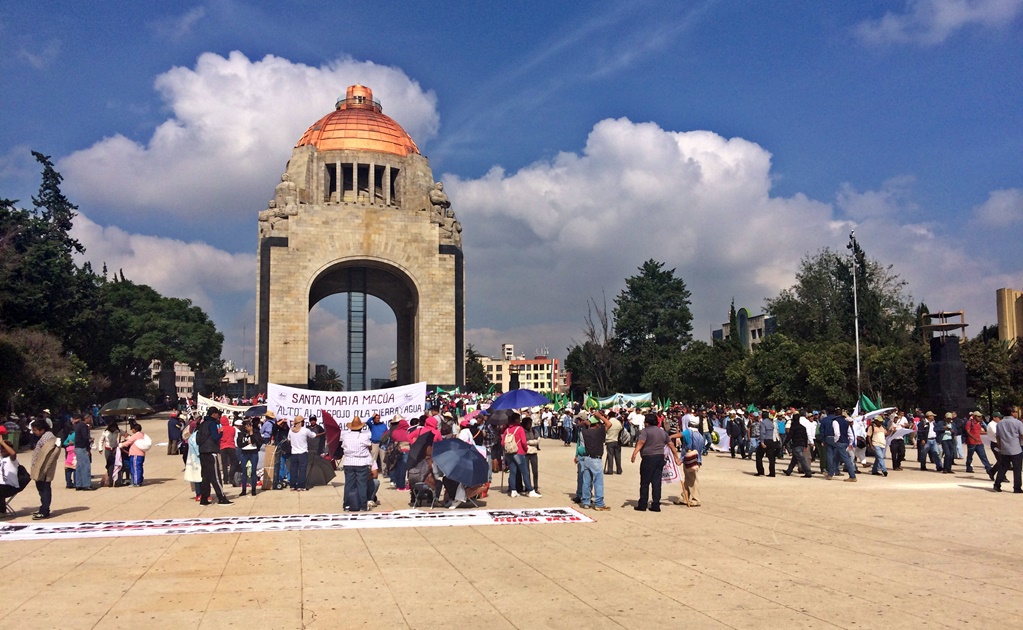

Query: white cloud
<box><xmin>446</xmin><ymin>117</ymin><xmax>1020</xmax><ymax>358</ymax></box>
<box><xmin>71</xmin><ymin>213</ymin><xmax>253</xmax><ymax>315</ymax></box>
<box><xmin>151</xmin><ymin>6</ymin><xmax>207</xmax><ymax>40</ymax></box>
<box><xmin>17</xmin><ymin>39</ymin><xmax>60</xmax><ymax>70</ymax></box>
<box><xmin>972</xmin><ymin>188</ymin><xmax>1023</xmax><ymax>227</ymax></box>
<box><xmin>855</xmin><ymin>0</ymin><xmax>1023</xmax><ymax>46</ymax></box>
<box><xmin>59</xmin><ymin>51</ymin><xmax>439</xmax><ymax>223</ymax></box>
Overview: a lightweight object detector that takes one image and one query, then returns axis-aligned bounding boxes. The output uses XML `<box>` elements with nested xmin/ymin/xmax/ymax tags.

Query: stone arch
<box><xmin>308</xmin><ymin>258</ymin><xmax>420</xmax><ymax>386</ymax></box>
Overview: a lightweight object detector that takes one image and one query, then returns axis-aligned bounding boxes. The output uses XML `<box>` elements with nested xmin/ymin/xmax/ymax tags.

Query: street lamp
<box><xmin>847</xmin><ymin>230</ymin><xmax>862</xmax><ymax>405</ymax></box>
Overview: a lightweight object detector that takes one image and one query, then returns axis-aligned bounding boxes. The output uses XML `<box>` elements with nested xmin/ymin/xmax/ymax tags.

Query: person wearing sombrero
<box><xmin>341</xmin><ymin>416</ymin><xmax>373</xmax><ymax>510</ymax></box>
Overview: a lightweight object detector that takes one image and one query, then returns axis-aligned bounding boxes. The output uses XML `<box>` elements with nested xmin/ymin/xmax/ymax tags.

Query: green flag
<box><xmin>859</xmin><ymin>394</ymin><xmax>878</xmax><ymax>413</ymax></box>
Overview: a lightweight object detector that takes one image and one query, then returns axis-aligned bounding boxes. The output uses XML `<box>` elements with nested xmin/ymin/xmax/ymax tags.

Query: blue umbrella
<box><xmin>488</xmin><ymin>389</ymin><xmax>550</xmax><ymax>410</ymax></box>
<box><xmin>431</xmin><ymin>438</ymin><xmax>489</xmax><ymax>488</ymax></box>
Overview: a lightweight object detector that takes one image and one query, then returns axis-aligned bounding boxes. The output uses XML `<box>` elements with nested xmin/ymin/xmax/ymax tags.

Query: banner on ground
<box><xmin>267</xmin><ymin>381</ymin><xmax>426</xmax><ymax>423</ymax></box>
<box><xmin>0</xmin><ymin>508</ymin><xmax>592</xmax><ymax>541</ymax></box>
<box><xmin>589</xmin><ymin>392</ymin><xmax>653</xmax><ymax>409</ymax></box>
<box><xmin>195</xmin><ymin>394</ymin><xmax>252</xmax><ymax>416</ymax></box>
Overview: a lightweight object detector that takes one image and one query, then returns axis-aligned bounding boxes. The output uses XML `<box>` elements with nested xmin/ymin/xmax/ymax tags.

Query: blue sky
<box><xmin>2</xmin><ymin>1</ymin><xmax>1022</xmax><ymax>382</ymax></box>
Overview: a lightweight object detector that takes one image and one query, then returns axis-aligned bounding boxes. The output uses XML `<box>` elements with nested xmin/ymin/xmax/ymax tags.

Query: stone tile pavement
<box><xmin>2</xmin><ymin>414</ymin><xmax>1020</xmax><ymax>629</ymax></box>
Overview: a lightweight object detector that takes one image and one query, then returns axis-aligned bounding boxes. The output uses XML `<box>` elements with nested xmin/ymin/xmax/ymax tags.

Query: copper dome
<box><xmin>295</xmin><ymin>85</ymin><xmax>420</xmax><ymax>157</ymax></box>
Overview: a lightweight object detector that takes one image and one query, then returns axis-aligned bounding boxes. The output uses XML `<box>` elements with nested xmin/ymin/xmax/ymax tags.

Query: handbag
<box><xmin>135</xmin><ymin>434</ymin><xmax>153</xmax><ymax>452</ymax></box>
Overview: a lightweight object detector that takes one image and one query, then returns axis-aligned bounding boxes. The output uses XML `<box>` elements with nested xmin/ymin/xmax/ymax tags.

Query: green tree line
<box><xmin>566</xmin><ymin>253</ymin><xmax>1023</xmax><ymax>413</ymax></box>
<box><xmin>0</xmin><ymin>152</ymin><xmax>223</xmax><ymax>412</ymax></box>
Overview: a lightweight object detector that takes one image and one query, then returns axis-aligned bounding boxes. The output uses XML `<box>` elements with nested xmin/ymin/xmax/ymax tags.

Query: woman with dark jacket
<box><xmin>237</xmin><ymin>419</ymin><xmax>263</xmax><ymax>496</ymax></box>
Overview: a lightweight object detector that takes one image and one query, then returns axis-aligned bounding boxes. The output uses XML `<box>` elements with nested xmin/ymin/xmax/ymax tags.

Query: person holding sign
<box><xmin>630</xmin><ymin>413</ymin><xmax>681</xmax><ymax>512</ymax></box>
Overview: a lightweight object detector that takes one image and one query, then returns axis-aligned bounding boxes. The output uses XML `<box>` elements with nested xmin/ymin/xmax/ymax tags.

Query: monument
<box><xmin>256</xmin><ymin>85</ymin><xmax>464</xmax><ymax>390</ymax></box>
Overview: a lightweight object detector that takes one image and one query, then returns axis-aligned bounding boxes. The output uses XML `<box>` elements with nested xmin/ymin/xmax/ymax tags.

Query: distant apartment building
<box><xmin>479</xmin><ymin>343</ymin><xmax>566</xmax><ymax>394</ymax></box>
<box><xmin>150</xmin><ymin>360</ymin><xmax>196</xmax><ymax>400</ymax></box>
<box><xmin>711</xmin><ymin>308</ymin><xmax>777</xmax><ymax>351</ymax></box>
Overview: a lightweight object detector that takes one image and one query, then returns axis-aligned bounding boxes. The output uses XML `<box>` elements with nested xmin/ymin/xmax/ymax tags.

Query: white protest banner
<box><xmin>886</xmin><ymin>427</ymin><xmax>914</xmax><ymax>448</ymax></box>
<box><xmin>0</xmin><ymin>508</ymin><xmax>592</xmax><ymax>541</ymax></box>
<box><xmin>267</xmin><ymin>381</ymin><xmax>426</xmax><ymax>424</ymax></box>
<box><xmin>661</xmin><ymin>445</ymin><xmax>681</xmax><ymax>484</ymax></box>
<box><xmin>196</xmin><ymin>394</ymin><xmax>252</xmax><ymax>416</ymax></box>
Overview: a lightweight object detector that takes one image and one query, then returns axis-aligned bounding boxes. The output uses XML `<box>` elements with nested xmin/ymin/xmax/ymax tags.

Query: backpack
<box><xmin>17</xmin><ymin>465</ymin><xmax>31</xmax><ymax>491</ymax></box>
<box><xmin>503</xmin><ymin>428</ymin><xmax>519</xmax><ymax>454</ymax></box>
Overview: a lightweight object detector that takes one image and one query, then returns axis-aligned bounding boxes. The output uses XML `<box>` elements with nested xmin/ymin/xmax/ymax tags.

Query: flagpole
<box><xmin>848</xmin><ymin>230</ymin><xmax>862</xmax><ymax>405</ymax></box>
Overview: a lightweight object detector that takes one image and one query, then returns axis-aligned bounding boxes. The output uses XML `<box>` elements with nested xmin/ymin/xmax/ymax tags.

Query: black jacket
<box><xmin>786</xmin><ymin>420</ymin><xmax>809</xmax><ymax>448</ymax></box>
<box><xmin>197</xmin><ymin>416</ymin><xmax>222</xmax><ymax>453</ymax></box>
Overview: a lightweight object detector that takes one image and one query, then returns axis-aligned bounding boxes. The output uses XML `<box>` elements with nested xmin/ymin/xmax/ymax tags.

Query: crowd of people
<box><xmin>4</xmin><ymin>397</ymin><xmax>1022</xmax><ymax>522</ymax></box>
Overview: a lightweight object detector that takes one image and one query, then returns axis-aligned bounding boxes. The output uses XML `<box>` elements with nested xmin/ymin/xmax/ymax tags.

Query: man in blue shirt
<box><xmin>368</xmin><ymin>413</ymin><xmax>387</xmax><ymax>473</ymax></box>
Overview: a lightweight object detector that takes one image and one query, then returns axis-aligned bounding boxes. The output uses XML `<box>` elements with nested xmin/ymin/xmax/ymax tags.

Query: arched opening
<box><xmin>308</xmin><ymin>295</ymin><xmax>398</xmax><ymax>389</ymax></box>
<box><xmin>309</xmin><ymin>261</ymin><xmax>419</xmax><ymax>388</ymax></box>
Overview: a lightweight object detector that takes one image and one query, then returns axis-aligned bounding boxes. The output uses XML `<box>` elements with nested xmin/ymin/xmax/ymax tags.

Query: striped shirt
<box><xmin>341</xmin><ymin>429</ymin><xmax>373</xmax><ymax>466</ymax></box>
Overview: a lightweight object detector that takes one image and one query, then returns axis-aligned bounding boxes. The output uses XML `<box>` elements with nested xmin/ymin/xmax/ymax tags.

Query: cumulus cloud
<box><xmin>446</xmin><ymin>117</ymin><xmax>1020</xmax><ymax>358</ymax></box>
<box><xmin>60</xmin><ymin>51</ymin><xmax>439</xmax><ymax>224</ymax></box>
<box><xmin>854</xmin><ymin>0</ymin><xmax>1023</xmax><ymax>46</ymax></box>
<box><xmin>971</xmin><ymin>188</ymin><xmax>1023</xmax><ymax>227</ymax></box>
<box><xmin>72</xmin><ymin>213</ymin><xmax>253</xmax><ymax>309</ymax></box>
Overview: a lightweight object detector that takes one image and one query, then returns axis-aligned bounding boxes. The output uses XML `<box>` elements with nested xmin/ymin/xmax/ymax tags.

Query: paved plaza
<box><xmin>3</xmin><ymin>413</ymin><xmax>1022</xmax><ymax>629</ymax></box>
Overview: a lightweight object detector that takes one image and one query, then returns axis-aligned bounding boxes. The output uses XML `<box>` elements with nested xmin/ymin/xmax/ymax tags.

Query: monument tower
<box><xmin>256</xmin><ymin>85</ymin><xmax>464</xmax><ymax>390</ymax></box>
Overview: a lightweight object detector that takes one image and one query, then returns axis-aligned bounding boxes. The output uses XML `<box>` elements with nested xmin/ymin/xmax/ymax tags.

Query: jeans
<box><xmin>275</xmin><ymin>451</ymin><xmax>291</xmax><ymax>486</ymax></box>
<box><xmin>829</xmin><ymin>440</ymin><xmax>856</xmax><ymax>477</ymax></box>
<box><xmin>221</xmin><ymin>447</ymin><xmax>237</xmax><ymax>484</ymax></box>
<box><xmin>918</xmin><ymin>439</ymin><xmax>941</xmax><ymax>469</ymax></box>
<box><xmin>578</xmin><ymin>456</ymin><xmax>605</xmax><ymax>507</ymax></box>
<box><xmin>290</xmin><ymin>452</ymin><xmax>309</xmax><ymax>489</ymax></box>
<box><xmin>748</xmin><ymin>438</ymin><xmax>760</xmax><ymax>458</ymax></box>
<box><xmin>128</xmin><ymin>455</ymin><xmax>145</xmax><ymax>486</ymax></box>
<box><xmin>526</xmin><ymin>453</ymin><xmax>539</xmax><ymax>491</ymax></box>
<box><xmin>871</xmin><ymin>445</ymin><xmax>887</xmax><ymax>474</ymax></box>
<box><xmin>638</xmin><ymin>454</ymin><xmax>664</xmax><ymax>509</ymax></box>
<box><xmin>702</xmin><ymin>432</ymin><xmax>713</xmax><ymax>455</ymax></box>
<box><xmin>390</xmin><ymin>450</ymin><xmax>408</xmax><ymax>489</ymax></box>
<box><xmin>239</xmin><ymin>450</ymin><xmax>259</xmax><ymax>491</ymax></box>
<box><xmin>784</xmin><ymin>445</ymin><xmax>811</xmax><ymax>475</ymax></box>
<box><xmin>74</xmin><ymin>446</ymin><xmax>91</xmax><ymax>489</ymax></box>
<box><xmin>941</xmin><ymin>439</ymin><xmax>955</xmax><ymax>472</ymax></box>
<box><xmin>604</xmin><ymin>442</ymin><xmax>622</xmax><ymax>474</ymax></box>
<box><xmin>343</xmin><ymin>465</ymin><xmax>369</xmax><ymax>510</ymax></box>
<box><xmin>508</xmin><ymin>453</ymin><xmax>534</xmax><ymax>493</ymax></box>
<box><xmin>36</xmin><ymin>480</ymin><xmax>52</xmax><ymax>516</ymax></box>
<box><xmin>965</xmin><ymin>444</ymin><xmax>992</xmax><ymax>472</ymax></box>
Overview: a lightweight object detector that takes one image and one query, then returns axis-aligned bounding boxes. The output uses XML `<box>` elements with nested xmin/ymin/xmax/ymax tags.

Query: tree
<box><xmin>766</xmin><ymin>248</ymin><xmax>914</xmax><ymax>348</ymax></box>
<box><xmin>0</xmin><ymin>328</ymin><xmax>89</xmax><ymax>412</ymax></box>
<box><xmin>321</xmin><ymin>369</ymin><xmax>344</xmax><ymax>391</ymax></box>
<box><xmin>98</xmin><ymin>278</ymin><xmax>224</xmax><ymax>397</ymax></box>
<box><xmin>464</xmin><ymin>344</ymin><xmax>489</xmax><ymax>393</ymax></box>
<box><xmin>0</xmin><ymin>154</ymin><xmax>104</xmax><ymax>353</ymax></box>
<box><xmin>566</xmin><ymin>293</ymin><xmax>619</xmax><ymax>397</ymax></box>
<box><xmin>962</xmin><ymin>327</ymin><xmax>1013</xmax><ymax>415</ymax></box>
<box><xmin>613</xmin><ymin>260</ymin><xmax>692</xmax><ymax>393</ymax></box>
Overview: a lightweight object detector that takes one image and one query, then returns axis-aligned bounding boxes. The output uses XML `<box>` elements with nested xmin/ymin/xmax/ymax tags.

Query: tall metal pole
<box><xmin>849</xmin><ymin>231</ymin><xmax>862</xmax><ymax>405</ymax></box>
